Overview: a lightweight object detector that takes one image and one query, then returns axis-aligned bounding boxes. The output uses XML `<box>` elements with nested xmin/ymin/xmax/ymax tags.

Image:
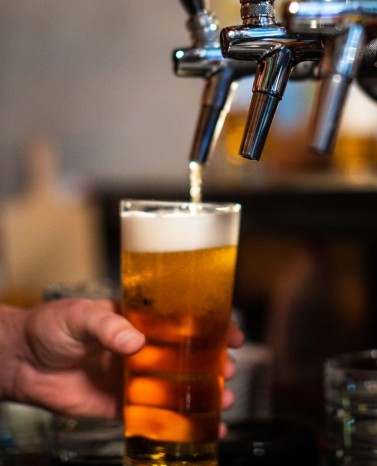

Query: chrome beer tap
<box><xmin>220</xmin><ymin>0</ymin><xmax>323</xmax><ymax>161</ymax></box>
<box><xmin>284</xmin><ymin>0</ymin><xmax>377</xmax><ymax>155</ymax></box>
<box><xmin>173</xmin><ymin>0</ymin><xmax>255</xmax><ymax>166</ymax></box>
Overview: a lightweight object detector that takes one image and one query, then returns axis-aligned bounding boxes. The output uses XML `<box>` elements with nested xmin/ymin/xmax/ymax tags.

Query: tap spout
<box><xmin>240</xmin><ymin>48</ymin><xmax>293</xmax><ymax>160</ymax></box>
<box><xmin>188</xmin><ymin>67</ymin><xmax>241</xmax><ymax>164</ymax></box>
<box><xmin>221</xmin><ymin>0</ymin><xmax>323</xmax><ymax>161</ymax></box>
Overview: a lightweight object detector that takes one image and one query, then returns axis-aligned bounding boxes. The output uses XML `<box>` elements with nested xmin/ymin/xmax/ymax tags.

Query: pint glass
<box><xmin>120</xmin><ymin>200</ymin><xmax>241</xmax><ymax>466</ymax></box>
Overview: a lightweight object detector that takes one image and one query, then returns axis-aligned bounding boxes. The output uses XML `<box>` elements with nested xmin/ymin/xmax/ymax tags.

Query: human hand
<box><xmin>6</xmin><ymin>299</ymin><xmax>144</xmax><ymax>418</ymax></box>
<box><xmin>3</xmin><ymin>299</ymin><xmax>244</xmax><ymax>429</ymax></box>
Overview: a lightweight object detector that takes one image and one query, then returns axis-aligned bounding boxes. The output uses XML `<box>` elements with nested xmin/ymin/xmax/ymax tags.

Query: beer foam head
<box><xmin>121</xmin><ymin>202</ymin><xmax>241</xmax><ymax>252</ymax></box>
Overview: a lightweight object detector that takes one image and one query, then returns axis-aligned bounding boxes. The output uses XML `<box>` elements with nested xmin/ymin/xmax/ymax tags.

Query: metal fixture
<box><xmin>284</xmin><ymin>0</ymin><xmax>377</xmax><ymax>154</ymax></box>
<box><xmin>173</xmin><ymin>0</ymin><xmax>255</xmax><ymax>166</ymax></box>
<box><xmin>220</xmin><ymin>0</ymin><xmax>323</xmax><ymax>161</ymax></box>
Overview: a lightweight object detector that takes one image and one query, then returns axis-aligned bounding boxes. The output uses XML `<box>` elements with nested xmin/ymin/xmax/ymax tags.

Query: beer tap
<box><xmin>284</xmin><ymin>0</ymin><xmax>377</xmax><ymax>155</ymax></box>
<box><xmin>173</xmin><ymin>0</ymin><xmax>255</xmax><ymax>168</ymax></box>
<box><xmin>220</xmin><ymin>0</ymin><xmax>323</xmax><ymax>161</ymax></box>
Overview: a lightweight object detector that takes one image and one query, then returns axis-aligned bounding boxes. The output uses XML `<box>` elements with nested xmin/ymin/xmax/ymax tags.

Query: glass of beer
<box><xmin>120</xmin><ymin>199</ymin><xmax>241</xmax><ymax>466</ymax></box>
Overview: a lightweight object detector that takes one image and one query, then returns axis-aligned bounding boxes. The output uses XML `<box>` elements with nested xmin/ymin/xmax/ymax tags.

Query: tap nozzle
<box><xmin>221</xmin><ymin>0</ymin><xmax>323</xmax><ymax>161</ymax></box>
<box><xmin>240</xmin><ymin>48</ymin><xmax>293</xmax><ymax>161</ymax></box>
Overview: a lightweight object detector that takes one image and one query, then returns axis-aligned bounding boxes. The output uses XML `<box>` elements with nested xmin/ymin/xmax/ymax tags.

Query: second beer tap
<box><xmin>220</xmin><ymin>0</ymin><xmax>323</xmax><ymax>161</ymax></box>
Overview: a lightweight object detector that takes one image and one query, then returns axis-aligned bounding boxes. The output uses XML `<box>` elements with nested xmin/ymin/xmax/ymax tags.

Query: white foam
<box><xmin>121</xmin><ymin>206</ymin><xmax>241</xmax><ymax>252</ymax></box>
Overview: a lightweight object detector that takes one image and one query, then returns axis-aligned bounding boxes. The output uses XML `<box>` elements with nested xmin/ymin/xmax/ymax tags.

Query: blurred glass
<box><xmin>43</xmin><ymin>279</ymin><xmax>123</xmax><ymax>464</ymax></box>
<box><xmin>325</xmin><ymin>350</ymin><xmax>377</xmax><ymax>466</ymax></box>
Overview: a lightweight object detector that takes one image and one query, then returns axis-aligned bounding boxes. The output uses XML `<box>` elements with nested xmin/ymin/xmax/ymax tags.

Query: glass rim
<box><xmin>325</xmin><ymin>349</ymin><xmax>377</xmax><ymax>373</ymax></box>
<box><xmin>120</xmin><ymin>198</ymin><xmax>241</xmax><ymax>214</ymax></box>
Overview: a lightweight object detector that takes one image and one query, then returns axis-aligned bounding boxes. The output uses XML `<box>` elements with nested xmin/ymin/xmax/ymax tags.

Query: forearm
<box><xmin>0</xmin><ymin>304</ymin><xmax>30</xmax><ymax>402</ymax></box>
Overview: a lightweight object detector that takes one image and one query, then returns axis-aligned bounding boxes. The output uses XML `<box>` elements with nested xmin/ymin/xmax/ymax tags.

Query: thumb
<box><xmin>66</xmin><ymin>300</ymin><xmax>145</xmax><ymax>355</ymax></box>
<box><xmin>112</xmin><ymin>322</ymin><xmax>146</xmax><ymax>354</ymax></box>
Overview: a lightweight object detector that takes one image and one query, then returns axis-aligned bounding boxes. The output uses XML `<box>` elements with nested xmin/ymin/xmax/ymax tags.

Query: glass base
<box><xmin>124</xmin><ymin>437</ymin><xmax>218</xmax><ymax>466</ymax></box>
<box><xmin>123</xmin><ymin>457</ymin><xmax>217</xmax><ymax>466</ymax></box>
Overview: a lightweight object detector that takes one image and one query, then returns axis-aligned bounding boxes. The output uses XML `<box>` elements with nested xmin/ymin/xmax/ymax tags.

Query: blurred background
<box><xmin>0</xmin><ymin>0</ymin><xmax>377</xmax><ymax>436</ymax></box>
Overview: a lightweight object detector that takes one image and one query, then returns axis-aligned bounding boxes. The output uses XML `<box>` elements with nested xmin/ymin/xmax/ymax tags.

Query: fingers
<box><xmin>113</xmin><ymin>325</ymin><xmax>146</xmax><ymax>354</ymax></box>
<box><xmin>64</xmin><ymin>301</ymin><xmax>241</xmax><ymax>357</ymax></box>
<box><xmin>222</xmin><ymin>386</ymin><xmax>234</xmax><ymax>410</ymax></box>
<box><xmin>220</xmin><ymin>383</ymin><xmax>236</xmax><ymax>440</ymax></box>
<box><xmin>227</xmin><ymin>320</ymin><xmax>245</xmax><ymax>349</ymax></box>
<box><xmin>219</xmin><ymin>422</ymin><xmax>228</xmax><ymax>439</ymax></box>
<box><xmin>224</xmin><ymin>353</ymin><xmax>236</xmax><ymax>381</ymax></box>
<box><xmin>219</xmin><ymin>388</ymin><xmax>234</xmax><ymax>439</ymax></box>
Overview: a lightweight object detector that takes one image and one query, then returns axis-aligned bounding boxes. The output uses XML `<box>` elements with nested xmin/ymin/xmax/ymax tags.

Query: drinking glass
<box><xmin>120</xmin><ymin>199</ymin><xmax>241</xmax><ymax>466</ymax></box>
<box><xmin>324</xmin><ymin>349</ymin><xmax>377</xmax><ymax>466</ymax></box>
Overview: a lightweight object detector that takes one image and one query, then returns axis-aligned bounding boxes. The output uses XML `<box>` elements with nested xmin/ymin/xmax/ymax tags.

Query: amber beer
<box><xmin>120</xmin><ymin>200</ymin><xmax>241</xmax><ymax>466</ymax></box>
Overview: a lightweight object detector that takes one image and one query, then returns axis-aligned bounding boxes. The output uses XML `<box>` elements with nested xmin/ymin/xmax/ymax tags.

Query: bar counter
<box><xmin>0</xmin><ymin>403</ymin><xmax>327</xmax><ymax>466</ymax></box>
